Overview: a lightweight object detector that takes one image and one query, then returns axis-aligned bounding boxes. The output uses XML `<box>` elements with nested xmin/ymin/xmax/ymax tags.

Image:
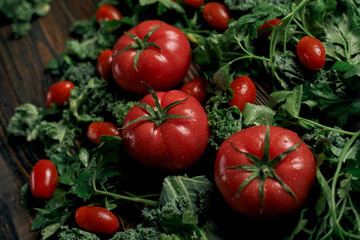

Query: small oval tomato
<box><xmin>95</xmin><ymin>4</ymin><xmax>122</xmax><ymax>23</ymax></box>
<box><xmin>229</xmin><ymin>76</ymin><xmax>256</xmax><ymax>112</ymax></box>
<box><xmin>203</xmin><ymin>2</ymin><xmax>231</xmax><ymax>31</ymax></box>
<box><xmin>184</xmin><ymin>0</ymin><xmax>204</xmax><ymax>8</ymax></box>
<box><xmin>180</xmin><ymin>76</ymin><xmax>207</xmax><ymax>103</ymax></box>
<box><xmin>214</xmin><ymin>126</ymin><xmax>316</xmax><ymax>219</ymax></box>
<box><xmin>97</xmin><ymin>49</ymin><xmax>113</xmax><ymax>81</ymax></box>
<box><xmin>122</xmin><ymin>89</ymin><xmax>209</xmax><ymax>170</ymax></box>
<box><xmin>257</xmin><ymin>18</ymin><xmax>282</xmax><ymax>38</ymax></box>
<box><xmin>112</xmin><ymin>20</ymin><xmax>191</xmax><ymax>94</ymax></box>
<box><xmin>296</xmin><ymin>36</ymin><xmax>326</xmax><ymax>70</ymax></box>
<box><xmin>30</xmin><ymin>159</ymin><xmax>58</xmax><ymax>199</ymax></box>
<box><xmin>87</xmin><ymin>122</ymin><xmax>121</xmax><ymax>145</ymax></box>
<box><xmin>75</xmin><ymin>206</ymin><xmax>119</xmax><ymax>235</ymax></box>
<box><xmin>45</xmin><ymin>81</ymin><xmax>74</xmax><ymax>109</ymax></box>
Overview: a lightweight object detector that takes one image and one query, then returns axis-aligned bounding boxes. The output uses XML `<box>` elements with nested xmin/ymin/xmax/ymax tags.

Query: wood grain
<box><xmin>0</xmin><ymin>1</ymin><xmax>97</xmax><ymax>239</ymax></box>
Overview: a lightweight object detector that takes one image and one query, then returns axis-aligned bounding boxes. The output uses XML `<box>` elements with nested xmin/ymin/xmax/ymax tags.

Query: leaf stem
<box><xmin>92</xmin><ymin>169</ymin><xmax>158</xmax><ymax>207</ymax></box>
<box><xmin>320</xmin><ymin>131</ymin><xmax>360</xmax><ymax>239</ymax></box>
<box><xmin>298</xmin><ymin>117</ymin><xmax>358</xmax><ymax>136</ymax></box>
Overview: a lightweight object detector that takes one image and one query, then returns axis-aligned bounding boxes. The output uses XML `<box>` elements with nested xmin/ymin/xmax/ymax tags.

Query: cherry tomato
<box><xmin>214</xmin><ymin>126</ymin><xmax>316</xmax><ymax>219</ymax></box>
<box><xmin>203</xmin><ymin>2</ymin><xmax>231</xmax><ymax>31</ymax></box>
<box><xmin>180</xmin><ymin>76</ymin><xmax>207</xmax><ymax>103</ymax></box>
<box><xmin>95</xmin><ymin>4</ymin><xmax>122</xmax><ymax>23</ymax></box>
<box><xmin>184</xmin><ymin>0</ymin><xmax>204</xmax><ymax>8</ymax></box>
<box><xmin>75</xmin><ymin>206</ymin><xmax>119</xmax><ymax>235</ymax></box>
<box><xmin>87</xmin><ymin>122</ymin><xmax>121</xmax><ymax>145</ymax></box>
<box><xmin>257</xmin><ymin>18</ymin><xmax>283</xmax><ymax>38</ymax></box>
<box><xmin>296</xmin><ymin>36</ymin><xmax>326</xmax><ymax>70</ymax></box>
<box><xmin>112</xmin><ymin>20</ymin><xmax>191</xmax><ymax>95</ymax></box>
<box><xmin>122</xmin><ymin>89</ymin><xmax>209</xmax><ymax>170</ymax></box>
<box><xmin>30</xmin><ymin>159</ymin><xmax>58</xmax><ymax>199</ymax></box>
<box><xmin>45</xmin><ymin>81</ymin><xmax>74</xmax><ymax>109</ymax></box>
<box><xmin>229</xmin><ymin>76</ymin><xmax>256</xmax><ymax>112</ymax></box>
<box><xmin>97</xmin><ymin>49</ymin><xmax>113</xmax><ymax>81</ymax></box>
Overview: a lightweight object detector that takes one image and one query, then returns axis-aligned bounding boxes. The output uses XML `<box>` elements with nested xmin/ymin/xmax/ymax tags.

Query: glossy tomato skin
<box><xmin>97</xmin><ymin>49</ymin><xmax>113</xmax><ymax>81</ymax></box>
<box><xmin>180</xmin><ymin>76</ymin><xmax>207</xmax><ymax>103</ymax></box>
<box><xmin>95</xmin><ymin>4</ymin><xmax>122</xmax><ymax>23</ymax></box>
<box><xmin>30</xmin><ymin>159</ymin><xmax>58</xmax><ymax>199</ymax></box>
<box><xmin>257</xmin><ymin>18</ymin><xmax>282</xmax><ymax>38</ymax></box>
<box><xmin>296</xmin><ymin>36</ymin><xmax>326</xmax><ymax>70</ymax></box>
<box><xmin>203</xmin><ymin>2</ymin><xmax>231</xmax><ymax>31</ymax></box>
<box><xmin>112</xmin><ymin>20</ymin><xmax>191</xmax><ymax>95</ymax></box>
<box><xmin>87</xmin><ymin>122</ymin><xmax>121</xmax><ymax>145</ymax></box>
<box><xmin>214</xmin><ymin>126</ymin><xmax>316</xmax><ymax>219</ymax></box>
<box><xmin>184</xmin><ymin>0</ymin><xmax>204</xmax><ymax>8</ymax></box>
<box><xmin>229</xmin><ymin>76</ymin><xmax>256</xmax><ymax>112</ymax></box>
<box><xmin>45</xmin><ymin>81</ymin><xmax>74</xmax><ymax>108</ymax></box>
<box><xmin>122</xmin><ymin>90</ymin><xmax>209</xmax><ymax>170</ymax></box>
<box><xmin>75</xmin><ymin>206</ymin><xmax>119</xmax><ymax>235</ymax></box>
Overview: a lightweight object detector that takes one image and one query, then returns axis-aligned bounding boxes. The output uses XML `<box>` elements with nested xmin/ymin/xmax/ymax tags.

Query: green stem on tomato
<box><xmin>92</xmin><ymin>169</ymin><xmax>159</xmax><ymax>207</ymax></box>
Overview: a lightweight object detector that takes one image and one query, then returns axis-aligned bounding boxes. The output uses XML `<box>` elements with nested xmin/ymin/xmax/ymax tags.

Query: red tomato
<box><xmin>45</xmin><ymin>81</ymin><xmax>74</xmax><ymax>109</ymax></box>
<box><xmin>257</xmin><ymin>18</ymin><xmax>283</xmax><ymax>38</ymax></box>
<box><xmin>229</xmin><ymin>76</ymin><xmax>256</xmax><ymax>112</ymax></box>
<box><xmin>95</xmin><ymin>4</ymin><xmax>122</xmax><ymax>23</ymax></box>
<box><xmin>97</xmin><ymin>49</ymin><xmax>113</xmax><ymax>81</ymax></box>
<box><xmin>296</xmin><ymin>36</ymin><xmax>326</xmax><ymax>70</ymax></box>
<box><xmin>30</xmin><ymin>159</ymin><xmax>58</xmax><ymax>199</ymax></box>
<box><xmin>180</xmin><ymin>76</ymin><xmax>207</xmax><ymax>103</ymax></box>
<box><xmin>112</xmin><ymin>20</ymin><xmax>191</xmax><ymax>95</ymax></box>
<box><xmin>214</xmin><ymin>126</ymin><xmax>316</xmax><ymax>219</ymax></box>
<box><xmin>122</xmin><ymin>89</ymin><xmax>209</xmax><ymax>170</ymax></box>
<box><xmin>203</xmin><ymin>2</ymin><xmax>231</xmax><ymax>31</ymax></box>
<box><xmin>184</xmin><ymin>0</ymin><xmax>204</xmax><ymax>8</ymax></box>
<box><xmin>87</xmin><ymin>122</ymin><xmax>121</xmax><ymax>145</ymax></box>
<box><xmin>75</xmin><ymin>206</ymin><xmax>119</xmax><ymax>235</ymax></box>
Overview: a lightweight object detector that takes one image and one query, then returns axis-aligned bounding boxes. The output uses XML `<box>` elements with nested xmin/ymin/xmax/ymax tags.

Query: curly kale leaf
<box><xmin>205</xmin><ymin>95</ymin><xmax>242</xmax><ymax>150</ymax></box>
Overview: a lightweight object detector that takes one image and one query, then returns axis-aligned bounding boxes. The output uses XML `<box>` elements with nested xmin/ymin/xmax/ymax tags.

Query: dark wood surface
<box><xmin>0</xmin><ymin>1</ymin><xmax>97</xmax><ymax>239</ymax></box>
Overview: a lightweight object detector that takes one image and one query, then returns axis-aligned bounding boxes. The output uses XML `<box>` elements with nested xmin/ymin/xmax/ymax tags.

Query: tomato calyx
<box><xmin>226</xmin><ymin>126</ymin><xmax>301</xmax><ymax>213</ymax></box>
<box><xmin>122</xmin><ymin>82</ymin><xmax>192</xmax><ymax>128</ymax></box>
<box><xmin>118</xmin><ymin>23</ymin><xmax>162</xmax><ymax>72</ymax></box>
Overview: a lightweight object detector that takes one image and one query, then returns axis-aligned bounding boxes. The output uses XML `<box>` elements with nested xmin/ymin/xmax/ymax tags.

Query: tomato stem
<box><xmin>227</xmin><ymin>126</ymin><xmax>300</xmax><ymax>214</ymax></box>
<box><xmin>117</xmin><ymin>24</ymin><xmax>162</xmax><ymax>72</ymax></box>
<box><xmin>122</xmin><ymin>82</ymin><xmax>192</xmax><ymax>128</ymax></box>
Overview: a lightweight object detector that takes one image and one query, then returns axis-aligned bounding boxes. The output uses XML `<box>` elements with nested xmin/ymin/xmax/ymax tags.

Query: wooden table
<box><xmin>0</xmin><ymin>1</ymin><xmax>97</xmax><ymax>239</ymax></box>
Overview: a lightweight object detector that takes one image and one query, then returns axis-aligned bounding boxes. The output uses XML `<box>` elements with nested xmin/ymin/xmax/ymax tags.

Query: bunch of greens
<box><xmin>0</xmin><ymin>0</ymin><xmax>52</xmax><ymax>38</ymax></box>
<box><xmin>6</xmin><ymin>0</ymin><xmax>360</xmax><ymax>239</ymax></box>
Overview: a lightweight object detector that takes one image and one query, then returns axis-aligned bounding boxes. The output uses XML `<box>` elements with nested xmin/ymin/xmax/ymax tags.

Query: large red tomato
<box><xmin>214</xmin><ymin>125</ymin><xmax>316</xmax><ymax>219</ymax></box>
<box><xmin>122</xmin><ymin>88</ymin><xmax>209</xmax><ymax>170</ymax></box>
<box><xmin>112</xmin><ymin>20</ymin><xmax>191</xmax><ymax>94</ymax></box>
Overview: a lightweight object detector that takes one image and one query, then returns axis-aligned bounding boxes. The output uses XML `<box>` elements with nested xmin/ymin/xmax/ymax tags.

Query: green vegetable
<box><xmin>0</xmin><ymin>0</ymin><xmax>52</xmax><ymax>38</ymax></box>
<box><xmin>6</xmin><ymin>0</ymin><xmax>360</xmax><ymax>239</ymax></box>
